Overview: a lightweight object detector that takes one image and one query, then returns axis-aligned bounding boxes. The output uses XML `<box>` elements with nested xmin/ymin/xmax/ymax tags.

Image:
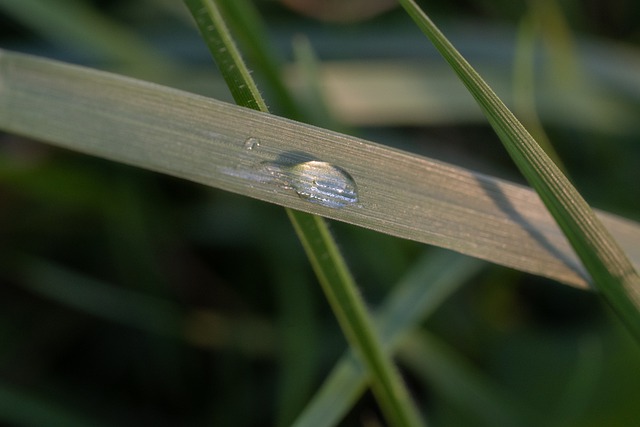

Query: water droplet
<box><xmin>243</xmin><ymin>137</ymin><xmax>260</xmax><ymax>151</ymax></box>
<box><xmin>286</xmin><ymin>161</ymin><xmax>358</xmax><ymax>208</ymax></box>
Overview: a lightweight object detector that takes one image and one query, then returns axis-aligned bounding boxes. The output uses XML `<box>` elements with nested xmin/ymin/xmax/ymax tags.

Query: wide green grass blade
<box><xmin>182</xmin><ymin>1</ymin><xmax>425</xmax><ymax>425</ymax></box>
<box><xmin>291</xmin><ymin>250</ymin><xmax>484</xmax><ymax>427</ymax></box>
<box><xmin>398</xmin><ymin>0</ymin><xmax>640</xmax><ymax>340</ymax></box>
<box><xmin>1</xmin><ymin>49</ymin><xmax>639</xmax><ymax>289</ymax></box>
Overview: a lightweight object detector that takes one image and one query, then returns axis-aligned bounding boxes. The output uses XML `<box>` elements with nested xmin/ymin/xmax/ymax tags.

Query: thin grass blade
<box><xmin>398</xmin><ymin>0</ymin><xmax>640</xmax><ymax>340</ymax></box>
<box><xmin>291</xmin><ymin>250</ymin><xmax>485</xmax><ymax>427</ymax></box>
<box><xmin>182</xmin><ymin>1</ymin><xmax>426</xmax><ymax>425</ymax></box>
<box><xmin>216</xmin><ymin>0</ymin><xmax>303</xmax><ymax>120</ymax></box>
<box><xmin>398</xmin><ymin>330</ymin><xmax>523</xmax><ymax>427</ymax></box>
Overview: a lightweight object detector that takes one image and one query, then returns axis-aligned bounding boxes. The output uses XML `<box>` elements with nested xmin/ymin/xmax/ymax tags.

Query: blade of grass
<box><xmin>270</xmin><ymin>255</ymin><xmax>319</xmax><ymax>427</ymax></box>
<box><xmin>216</xmin><ymin>0</ymin><xmax>303</xmax><ymax>120</ymax></box>
<box><xmin>291</xmin><ymin>250</ymin><xmax>485</xmax><ymax>427</ymax></box>
<box><xmin>2</xmin><ymin>252</ymin><xmax>276</xmax><ymax>355</ymax></box>
<box><xmin>398</xmin><ymin>330</ymin><xmax>523</xmax><ymax>427</ymax></box>
<box><xmin>398</xmin><ymin>0</ymin><xmax>640</xmax><ymax>340</ymax></box>
<box><xmin>513</xmin><ymin>7</ymin><xmax>567</xmax><ymax>173</ymax></box>
<box><xmin>535</xmin><ymin>0</ymin><xmax>581</xmax><ymax>84</ymax></box>
<box><xmin>1</xmin><ymin>49</ymin><xmax>639</xmax><ymax>289</ymax></box>
<box><xmin>5</xmin><ymin>254</ymin><xmax>183</xmax><ymax>337</ymax></box>
<box><xmin>285</xmin><ymin>212</ymin><xmax>426</xmax><ymax>427</ymax></box>
<box><xmin>308</xmin><ymin>57</ymin><xmax>640</xmax><ymax>133</ymax></box>
<box><xmin>290</xmin><ymin>34</ymin><xmax>339</xmax><ymax>130</ymax></box>
<box><xmin>182</xmin><ymin>1</ymin><xmax>425</xmax><ymax>426</ymax></box>
<box><xmin>0</xmin><ymin>383</ymin><xmax>113</xmax><ymax>427</ymax></box>
<box><xmin>0</xmin><ymin>0</ymin><xmax>171</xmax><ymax>75</ymax></box>
<box><xmin>185</xmin><ymin>0</ymin><xmax>267</xmax><ymax>111</ymax></box>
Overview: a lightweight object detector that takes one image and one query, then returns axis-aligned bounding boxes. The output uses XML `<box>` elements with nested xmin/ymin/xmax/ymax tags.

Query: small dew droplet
<box><xmin>286</xmin><ymin>161</ymin><xmax>358</xmax><ymax>208</ymax></box>
<box><xmin>243</xmin><ymin>137</ymin><xmax>260</xmax><ymax>151</ymax></box>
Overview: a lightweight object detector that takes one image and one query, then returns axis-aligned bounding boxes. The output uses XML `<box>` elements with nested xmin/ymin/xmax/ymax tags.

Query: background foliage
<box><xmin>1</xmin><ymin>0</ymin><xmax>639</xmax><ymax>426</ymax></box>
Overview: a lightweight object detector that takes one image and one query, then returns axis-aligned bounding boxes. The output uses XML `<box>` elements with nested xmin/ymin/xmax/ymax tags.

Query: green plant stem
<box><xmin>183</xmin><ymin>1</ymin><xmax>426</xmax><ymax>425</ymax></box>
<box><xmin>216</xmin><ymin>0</ymin><xmax>303</xmax><ymax>120</ymax></box>
<box><xmin>398</xmin><ymin>0</ymin><xmax>640</xmax><ymax>340</ymax></box>
<box><xmin>291</xmin><ymin>250</ymin><xmax>484</xmax><ymax>427</ymax></box>
<box><xmin>287</xmin><ymin>211</ymin><xmax>425</xmax><ymax>427</ymax></box>
<box><xmin>186</xmin><ymin>0</ymin><xmax>267</xmax><ymax>111</ymax></box>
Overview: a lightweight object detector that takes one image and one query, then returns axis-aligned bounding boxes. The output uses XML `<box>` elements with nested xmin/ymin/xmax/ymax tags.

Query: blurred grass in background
<box><xmin>1</xmin><ymin>0</ymin><xmax>639</xmax><ymax>426</ymax></box>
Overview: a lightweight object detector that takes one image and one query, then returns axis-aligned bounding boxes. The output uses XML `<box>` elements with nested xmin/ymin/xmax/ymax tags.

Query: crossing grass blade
<box><xmin>398</xmin><ymin>0</ymin><xmax>640</xmax><ymax>341</ymax></box>
<box><xmin>291</xmin><ymin>250</ymin><xmax>485</xmax><ymax>427</ymax></box>
<box><xmin>182</xmin><ymin>1</ymin><xmax>426</xmax><ymax>425</ymax></box>
<box><xmin>216</xmin><ymin>0</ymin><xmax>303</xmax><ymax>121</ymax></box>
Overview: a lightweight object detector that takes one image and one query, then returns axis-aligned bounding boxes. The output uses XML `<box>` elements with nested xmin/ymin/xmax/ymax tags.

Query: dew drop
<box><xmin>286</xmin><ymin>161</ymin><xmax>358</xmax><ymax>208</ymax></box>
<box><xmin>243</xmin><ymin>137</ymin><xmax>260</xmax><ymax>151</ymax></box>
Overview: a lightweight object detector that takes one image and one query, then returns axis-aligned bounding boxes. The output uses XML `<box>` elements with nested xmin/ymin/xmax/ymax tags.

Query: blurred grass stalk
<box><xmin>290</xmin><ymin>251</ymin><xmax>502</xmax><ymax>427</ymax></box>
<box><xmin>0</xmin><ymin>0</ymin><xmax>173</xmax><ymax>78</ymax></box>
<box><xmin>513</xmin><ymin>2</ymin><xmax>568</xmax><ymax>174</ymax></box>
<box><xmin>398</xmin><ymin>0</ymin><xmax>640</xmax><ymax>340</ymax></box>
<box><xmin>183</xmin><ymin>0</ymin><xmax>426</xmax><ymax>425</ymax></box>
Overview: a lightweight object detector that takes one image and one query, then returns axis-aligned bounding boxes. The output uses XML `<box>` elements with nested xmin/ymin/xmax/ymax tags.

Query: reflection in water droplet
<box><xmin>243</xmin><ymin>137</ymin><xmax>260</xmax><ymax>151</ymax></box>
<box><xmin>286</xmin><ymin>161</ymin><xmax>358</xmax><ymax>208</ymax></box>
